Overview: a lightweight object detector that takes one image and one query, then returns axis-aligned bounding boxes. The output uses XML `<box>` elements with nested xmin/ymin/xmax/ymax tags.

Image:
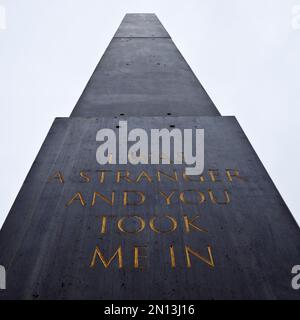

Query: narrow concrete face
<box><xmin>71</xmin><ymin>14</ymin><xmax>220</xmax><ymax>117</ymax></box>
<box><xmin>0</xmin><ymin>117</ymin><xmax>299</xmax><ymax>299</ymax></box>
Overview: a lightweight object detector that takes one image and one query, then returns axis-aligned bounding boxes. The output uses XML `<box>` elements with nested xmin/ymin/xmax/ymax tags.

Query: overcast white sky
<box><xmin>0</xmin><ymin>0</ymin><xmax>300</xmax><ymax>227</ymax></box>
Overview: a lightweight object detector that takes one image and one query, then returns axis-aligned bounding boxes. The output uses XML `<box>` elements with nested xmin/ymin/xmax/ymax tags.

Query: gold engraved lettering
<box><xmin>100</xmin><ymin>216</ymin><xmax>107</xmax><ymax>234</ymax></box>
<box><xmin>79</xmin><ymin>171</ymin><xmax>91</xmax><ymax>183</ymax></box>
<box><xmin>92</xmin><ymin>191</ymin><xmax>115</xmax><ymax>206</ymax></box>
<box><xmin>123</xmin><ymin>191</ymin><xmax>145</xmax><ymax>206</ymax></box>
<box><xmin>90</xmin><ymin>246</ymin><xmax>123</xmax><ymax>268</ymax></box>
<box><xmin>169</xmin><ymin>245</ymin><xmax>176</xmax><ymax>268</ymax></box>
<box><xmin>157</xmin><ymin>170</ymin><xmax>178</xmax><ymax>182</ymax></box>
<box><xmin>208</xmin><ymin>169</ymin><xmax>221</xmax><ymax>182</ymax></box>
<box><xmin>179</xmin><ymin>190</ymin><xmax>205</xmax><ymax>204</ymax></box>
<box><xmin>65</xmin><ymin>192</ymin><xmax>86</xmax><ymax>207</ymax></box>
<box><xmin>226</xmin><ymin>169</ymin><xmax>244</xmax><ymax>182</ymax></box>
<box><xmin>159</xmin><ymin>191</ymin><xmax>176</xmax><ymax>205</ymax></box>
<box><xmin>208</xmin><ymin>189</ymin><xmax>230</xmax><ymax>204</ymax></box>
<box><xmin>48</xmin><ymin>171</ymin><xmax>64</xmax><ymax>184</ymax></box>
<box><xmin>116</xmin><ymin>170</ymin><xmax>133</xmax><ymax>183</ymax></box>
<box><xmin>97</xmin><ymin>170</ymin><xmax>112</xmax><ymax>184</ymax></box>
<box><xmin>183</xmin><ymin>173</ymin><xmax>205</xmax><ymax>182</ymax></box>
<box><xmin>149</xmin><ymin>216</ymin><xmax>177</xmax><ymax>233</ymax></box>
<box><xmin>135</xmin><ymin>171</ymin><xmax>152</xmax><ymax>183</ymax></box>
<box><xmin>117</xmin><ymin>216</ymin><xmax>146</xmax><ymax>234</ymax></box>
<box><xmin>185</xmin><ymin>245</ymin><xmax>215</xmax><ymax>268</ymax></box>
<box><xmin>134</xmin><ymin>246</ymin><xmax>147</xmax><ymax>269</ymax></box>
<box><xmin>183</xmin><ymin>214</ymin><xmax>207</xmax><ymax>233</ymax></box>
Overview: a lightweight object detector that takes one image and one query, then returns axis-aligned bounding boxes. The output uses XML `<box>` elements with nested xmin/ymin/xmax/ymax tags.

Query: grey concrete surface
<box><xmin>71</xmin><ymin>14</ymin><xmax>219</xmax><ymax>117</ymax></box>
<box><xmin>114</xmin><ymin>13</ymin><xmax>170</xmax><ymax>38</ymax></box>
<box><xmin>0</xmin><ymin>116</ymin><xmax>299</xmax><ymax>299</ymax></box>
<box><xmin>0</xmin><ymin>14</ymin><xmax>299</xmax><ymax>300</ymax></box>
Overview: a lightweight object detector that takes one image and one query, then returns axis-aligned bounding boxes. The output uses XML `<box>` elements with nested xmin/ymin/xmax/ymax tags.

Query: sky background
<box><xmin>0</xmin><ymin>0</ymin><xmax>299</xmax><ymax>227</ymax></box>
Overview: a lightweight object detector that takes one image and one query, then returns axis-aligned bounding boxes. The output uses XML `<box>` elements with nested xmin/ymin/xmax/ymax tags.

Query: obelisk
<box><xmin>0</xmin><ymin>14</ymin><xmax>299</xmax><ymax>300</ymax></box>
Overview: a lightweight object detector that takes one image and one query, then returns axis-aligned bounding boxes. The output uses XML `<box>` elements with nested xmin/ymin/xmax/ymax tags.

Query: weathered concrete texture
<box><xmin>1</xmin><ymin>14</ymin><xmax>299</xmax><ymax>301</ymax></box>
<box><xmin>0</xmin><ymin>117</ymin><xmax>299</xmax><ymax>300</ymax></box>
<box><xmin>71</xmin><ymin>14</ymin><xmax>219</xmax><ymax>117</ymax></box>
<box><xmin>114</xmin><ymin>13</ymin><xmax>170</xmax><ymax>38</ymax></box>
